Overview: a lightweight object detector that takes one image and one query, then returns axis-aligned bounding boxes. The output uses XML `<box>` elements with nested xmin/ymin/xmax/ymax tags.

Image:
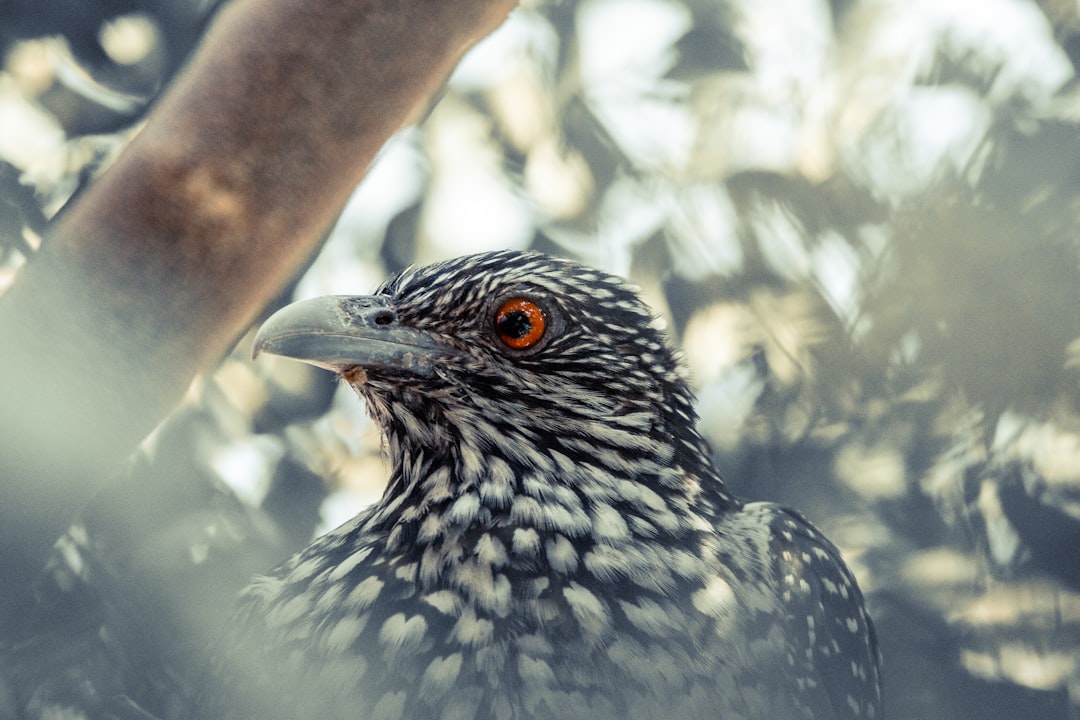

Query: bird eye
<box><xmin>494</xmin><ymin>297</ymin><xmax>546</xmax><ymax>350</ymax></box>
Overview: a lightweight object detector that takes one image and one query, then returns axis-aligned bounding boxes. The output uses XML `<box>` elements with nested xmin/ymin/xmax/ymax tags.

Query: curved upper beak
<box><xmin>252</xmin><ymin>295</ymin><xmax>449</xmax><ymax>377</ymax></box>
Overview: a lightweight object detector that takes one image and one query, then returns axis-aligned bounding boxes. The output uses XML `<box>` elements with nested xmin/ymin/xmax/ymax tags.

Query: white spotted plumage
<box><xmin>197</xmin><ymin>250</ymin><xmax>882</xmax><ymax>720</ymax></box>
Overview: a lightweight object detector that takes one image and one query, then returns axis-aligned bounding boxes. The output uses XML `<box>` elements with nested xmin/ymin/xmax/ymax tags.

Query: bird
<box><xmin>193</xmin><ymin>249</ymin><xmax>883</xmax><ymax>720</ymax></box>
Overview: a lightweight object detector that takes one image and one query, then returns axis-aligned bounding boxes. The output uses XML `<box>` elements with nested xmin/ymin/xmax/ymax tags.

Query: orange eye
<box><xmin>494</xmin><ymin>297</ymin><xmax>546</xmax><ymax>350</ymax></box>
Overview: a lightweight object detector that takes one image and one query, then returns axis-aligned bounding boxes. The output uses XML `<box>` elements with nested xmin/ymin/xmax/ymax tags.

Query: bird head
<box><xmin>253</xmin><ymin>251</ymin><xmax>722</xmax><ymax>500</ymax></box>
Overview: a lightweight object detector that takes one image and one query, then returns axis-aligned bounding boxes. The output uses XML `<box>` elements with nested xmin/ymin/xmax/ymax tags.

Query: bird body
<box><xmin>197</xmin><ymin>251</ymin><xmax>881</xmax><ymax>720</ymax></box>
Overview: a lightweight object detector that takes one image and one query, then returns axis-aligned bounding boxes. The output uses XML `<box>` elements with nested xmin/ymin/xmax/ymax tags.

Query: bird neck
<box><xmin>364</xmin><ymin>395</ymin><xmax>734</xmax><ymax>567</ymax></box>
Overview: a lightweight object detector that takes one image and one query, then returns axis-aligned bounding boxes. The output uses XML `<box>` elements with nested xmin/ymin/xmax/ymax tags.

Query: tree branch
<box><xmin>0</xmin><ymin>0</ymin><xmax>516</xmax><ymax>606</ymax></box>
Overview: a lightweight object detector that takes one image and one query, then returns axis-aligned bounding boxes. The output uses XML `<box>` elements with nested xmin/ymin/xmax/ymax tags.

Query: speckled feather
<box><xmin>195</xmin><ymin>251</ymin><xmax>882</xmax><ymax>720</ymax></box>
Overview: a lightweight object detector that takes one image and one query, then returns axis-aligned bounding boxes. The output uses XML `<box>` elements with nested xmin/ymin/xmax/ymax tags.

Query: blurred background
<box><xmin>2</xmin><ymin>0</ymin><xmax>1080</xmax><ymax>718</ymax></box>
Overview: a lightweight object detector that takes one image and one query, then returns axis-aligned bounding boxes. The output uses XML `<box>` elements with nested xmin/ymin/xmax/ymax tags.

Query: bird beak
<box><xmin>252</xmin><ymin>295</ymin><xmax>448</xmax><ymax>377</ymax></box>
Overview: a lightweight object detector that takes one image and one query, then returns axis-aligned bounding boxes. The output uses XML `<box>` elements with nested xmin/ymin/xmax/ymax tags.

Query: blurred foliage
<box><xmin>3</xmin><ymin>0</ymin><xmax>1080</xmax><ymax>718</ymax></box>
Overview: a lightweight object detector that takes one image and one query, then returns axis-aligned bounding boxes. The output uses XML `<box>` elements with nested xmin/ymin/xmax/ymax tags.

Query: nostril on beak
<box><xmin>373</xmin><ymin>310</ymin><xmax>395</xmax><ymax>326</ymax></box>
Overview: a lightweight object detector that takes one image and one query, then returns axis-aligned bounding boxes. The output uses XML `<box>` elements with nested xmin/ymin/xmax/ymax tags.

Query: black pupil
<box><xmin>497</xmin><ymin>310</ymin><xmax>531</xmax><ymax>339</ymax></box>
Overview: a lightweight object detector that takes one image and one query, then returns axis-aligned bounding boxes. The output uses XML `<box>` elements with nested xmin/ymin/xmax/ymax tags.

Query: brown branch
<box><xmin>0</xmin><ymin>0</ymin><xmax>516</xmax><ymax>605</ymax></box>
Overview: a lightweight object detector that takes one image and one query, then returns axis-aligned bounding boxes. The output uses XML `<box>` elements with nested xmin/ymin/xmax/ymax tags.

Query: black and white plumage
<box><xmin>196</xmin><ymin>250</ymin><xmax>882</xmax><ymax>720</ymax></box>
